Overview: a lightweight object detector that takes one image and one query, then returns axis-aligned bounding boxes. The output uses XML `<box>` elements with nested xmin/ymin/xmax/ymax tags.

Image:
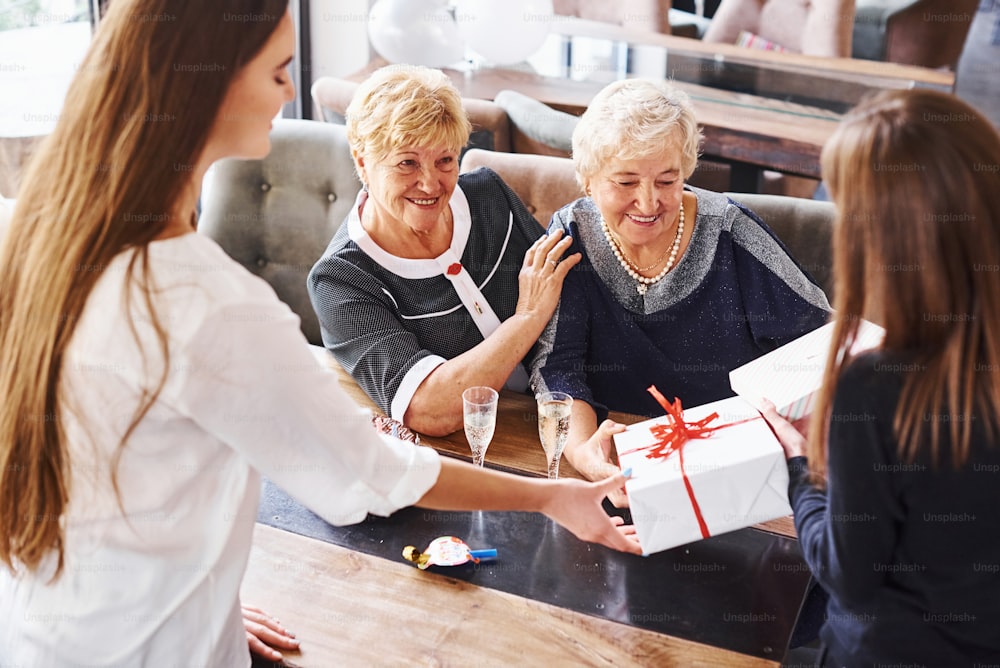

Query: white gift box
<box><xmin>729</xmin><ymin>320</ymin><xmax>885</xmax><ymax>421</ymax></box>
<box><xmin>614</xmin><ymin>396</ymin><xmax>792</xmax><ymax>556</ymax></box>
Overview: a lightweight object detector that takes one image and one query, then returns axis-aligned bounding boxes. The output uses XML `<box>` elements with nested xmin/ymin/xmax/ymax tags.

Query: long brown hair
<box><xmin>809</xmin><ymin>89</ymin><xmax>1000</xmax><ymax>482</ymax></box>
<box><xmin>0</xmin><ymin>0</ymin><xmax>288</xmax><ymax>575</ymax></box>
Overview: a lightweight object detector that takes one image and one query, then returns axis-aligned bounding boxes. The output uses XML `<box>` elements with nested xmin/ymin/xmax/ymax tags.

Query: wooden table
<box><xmin>239</xmin><ymin>348</ymin><xmax>811</xmax><ymax>666</ymax></box>
<box><xmin>313</xmin><ymin>346</ymin><xmax>797</xmax><ymax>540</ymax></box>
<box><xmin>550</xmin><ymin>16</ymin><xmax>954</xmax><ymax>91</ymax></box>
<box><xmin>243</xmin><ymin>523</ymin><xmax>779</xmax><ymax>667</ymax></box>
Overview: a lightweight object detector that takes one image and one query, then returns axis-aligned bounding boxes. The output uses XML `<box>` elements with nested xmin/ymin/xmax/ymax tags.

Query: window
<box><xmin>0</xmin><ymin>0</ymin><xmax>93</xmax><ymax>195</ymax></box>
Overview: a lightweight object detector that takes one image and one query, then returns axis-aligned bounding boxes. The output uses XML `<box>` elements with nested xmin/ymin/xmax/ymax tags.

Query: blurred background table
<box><xmin>349</xmin><ymin>15</ymin><xmax>952</xmax><ymax>190</ymax></box>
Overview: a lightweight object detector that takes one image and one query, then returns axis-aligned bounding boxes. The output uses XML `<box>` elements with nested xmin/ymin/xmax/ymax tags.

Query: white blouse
<box><xmin>0</xmin><ymin>233</ymin><xmax>441</xmax><ymax>666</ymax></box>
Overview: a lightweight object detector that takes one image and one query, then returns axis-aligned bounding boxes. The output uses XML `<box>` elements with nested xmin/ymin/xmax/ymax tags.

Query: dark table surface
<box><xmin>257</xmin><ymin>478</ymin><xmax>811</xmax><ymax>662</ymax></box>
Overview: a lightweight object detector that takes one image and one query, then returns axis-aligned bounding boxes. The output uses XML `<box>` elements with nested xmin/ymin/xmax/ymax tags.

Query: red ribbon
<box><xmin>620</xmin><ymin>386</ymin><xmax>756</xmax><ymax>540</ymax></box>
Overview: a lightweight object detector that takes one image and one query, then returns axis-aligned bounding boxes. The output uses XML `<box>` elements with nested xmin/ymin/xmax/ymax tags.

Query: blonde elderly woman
<box><xmin>530</xmin><ymin>79</ymin><xmax>831</xmax><ymax>501</ymax></box>
<box><xmin>308</xmin><ymin>66</ymin><xmax>578</xmax><ymax>436</ymax></box>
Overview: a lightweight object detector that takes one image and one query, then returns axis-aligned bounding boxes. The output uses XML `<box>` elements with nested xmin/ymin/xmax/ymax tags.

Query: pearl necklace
<box><xmin>601</xmin><ymin>204</ymin><xmax>685</xmax><ymax>296</ymax></box>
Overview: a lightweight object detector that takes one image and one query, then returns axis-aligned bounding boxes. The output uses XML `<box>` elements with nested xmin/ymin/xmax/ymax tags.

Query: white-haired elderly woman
<box><xmin>309</xmin><ymin>65</ymin><xmax>579</xmax><ymax>436</ymax></box>
<box><xmin>530</xmin><ymin>79</ymin><xmax>831</xmax><ymax>501</ymax></box>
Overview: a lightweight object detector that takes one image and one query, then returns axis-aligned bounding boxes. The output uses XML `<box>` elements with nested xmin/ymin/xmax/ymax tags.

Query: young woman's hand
<box><xmin>243</xmin><ymin>604</ymin><xmax>299</xmax><ymax>663</ymax></box>
<box><xmin>758</xmin><ymin>399</ymin><xmax>808</xmax><ymax>460</ymax></box>
<box><xmin>541</xmin><ymin>472</ymin><xmax>643</xmax><ymax>555</ymax></box>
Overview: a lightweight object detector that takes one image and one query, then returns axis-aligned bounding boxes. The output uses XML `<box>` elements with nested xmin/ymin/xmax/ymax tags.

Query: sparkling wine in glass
<box><xmin>463</xmin><ymin>386</ymin><xmax>498</xmax><ymax>467</ymax></box>
<box><xmin>536</xmin><ymin>391</ymin><xmax>573</xmax><ymax>479</ymax></box>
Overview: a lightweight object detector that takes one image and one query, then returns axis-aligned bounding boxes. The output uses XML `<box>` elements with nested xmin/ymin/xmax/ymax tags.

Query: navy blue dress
<box><xmin>530</xmin><ymin>188</ymin><xmax>831</xmax><ymax>419</ymax></box>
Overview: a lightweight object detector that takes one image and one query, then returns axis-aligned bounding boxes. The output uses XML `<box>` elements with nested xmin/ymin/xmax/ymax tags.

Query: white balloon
<box><xmin>368</xmin><ymin>0</ymin><xmax>465</xmax><ymax>68</ymax></box>
<box><xmin>454</xmin><ymin>0</ymin><xmax>554</xmax><ymax>65</ymax></box>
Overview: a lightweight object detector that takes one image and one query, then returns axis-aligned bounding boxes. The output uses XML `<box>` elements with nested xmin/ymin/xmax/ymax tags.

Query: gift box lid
<box><xmin>728</xmin><ymin>320</ymin><xmax>884</xmax><ymax>417</ymax></box>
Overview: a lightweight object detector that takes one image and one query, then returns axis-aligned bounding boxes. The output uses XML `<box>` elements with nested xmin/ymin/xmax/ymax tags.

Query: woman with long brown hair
<box><xmin>0</xmin><ymin>1</ymin><xmax>639</xmax><ymax>664</ymax></box>
<box><xmin>763</xmin><ymin>89</ymin><xmax>1000</xmax><ymax>665</ymax></box>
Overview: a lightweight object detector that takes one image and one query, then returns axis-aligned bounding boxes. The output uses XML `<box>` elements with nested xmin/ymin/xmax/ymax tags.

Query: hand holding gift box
<box><xmin>613</xmin><ymin>387</ymin><xmax>792</xmax><ymax>555</ymax></box>
<box><xmin>729</xmin><ymin>320</ymin><xmax>885</xmax><ymax>421</ymax></box>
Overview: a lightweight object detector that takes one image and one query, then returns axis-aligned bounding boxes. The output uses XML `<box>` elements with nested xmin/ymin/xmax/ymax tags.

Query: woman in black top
<box><xmin>763</xmin><ymin>89</ymin><xmax>1000</xmax><ymax>665</ymax></box>
<box><xmin>308</xmin><ymin>65</ymin><xmax>578</xmax><ymax>436</ymax></box>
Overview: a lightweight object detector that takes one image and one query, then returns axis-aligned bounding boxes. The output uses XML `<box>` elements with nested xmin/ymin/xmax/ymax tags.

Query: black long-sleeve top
<box><xmin>789</xmin><ymin>352</ymin><xmax>1000</xmax><ymax>666</ymax></box>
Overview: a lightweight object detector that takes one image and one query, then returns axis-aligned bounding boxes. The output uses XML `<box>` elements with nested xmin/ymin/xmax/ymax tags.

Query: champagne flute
<box><xmin>536</xmin><ymin>391</ymin><xmax>573</xmax><ymax>479</ymax></box>
<box><xmin>462</xmin><ymin>386</ymin><xmax>498</xmax><ymax>467</ymax></box>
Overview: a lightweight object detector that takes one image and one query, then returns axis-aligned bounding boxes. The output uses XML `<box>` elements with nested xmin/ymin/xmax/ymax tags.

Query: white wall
<box><xmin>308</xmin><ymin>0</ymin><xmax>371</xmax><ymax>85</ymax></box>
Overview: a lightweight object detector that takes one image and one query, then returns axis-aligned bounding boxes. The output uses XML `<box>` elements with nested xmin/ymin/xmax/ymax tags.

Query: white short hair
<box><xmin>572</xmin><ymin>79</ymin><xmax>703</xmax><ymax>186</ymax></box>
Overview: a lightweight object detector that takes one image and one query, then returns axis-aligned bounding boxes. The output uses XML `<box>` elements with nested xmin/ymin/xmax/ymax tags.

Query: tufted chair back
<box><xmin>703</xmin><ymin>0</ymin><xmax>856</xmax><ymax>57</ymax></box>
<box><xmin>460</xmin><ymin>148</ymin><xmax>583</xmax><ymax>229</ymax></box>
<box><xmin>460</xmin><ymin>148</ymin><xmax>836</xmax><ymax>297</ymax></box>
<box><xmin>199</xmin><ymin>119</ymin><xmax>360</xmax><ymax>345</ymax></box>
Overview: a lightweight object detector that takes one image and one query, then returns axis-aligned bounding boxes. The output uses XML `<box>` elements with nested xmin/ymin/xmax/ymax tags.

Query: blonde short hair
<box><xmin>572</xmin><ymin>79</ymin><xmax>702</xmax><ymax>186</ymax></box>
<box><xmin>346</xmin><ymin>65</ymin><xmax>472</xmax><ymax>178</ymax></box>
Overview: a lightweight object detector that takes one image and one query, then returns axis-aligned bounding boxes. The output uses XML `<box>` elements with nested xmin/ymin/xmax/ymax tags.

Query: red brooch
<box><xmin>446</xmin><ymin>263</ymin><xmax>462</xmax><ymax>276</ymax></box>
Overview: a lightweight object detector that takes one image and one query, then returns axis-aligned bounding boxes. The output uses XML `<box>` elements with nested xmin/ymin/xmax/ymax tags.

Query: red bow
<box><xmin>620</xmin><ymin>386</ymin><xmax>755</xmax><ymax>540</ymax></box>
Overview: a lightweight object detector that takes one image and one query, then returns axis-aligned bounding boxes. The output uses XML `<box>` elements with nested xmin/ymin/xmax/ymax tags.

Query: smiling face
<box><xmin>207</xmin><ymin>10</ymin><xmax>296</xmax><ymax>162</ymax></box>
<box><xmin>357</xmin><ymin>144</ymin><xmax>461</xmax><ymax>241</ymax></box>
<box><xmin>585</xmin><ymin>140</ymin><xmax>685</xmax><ymax>252</ymax></box>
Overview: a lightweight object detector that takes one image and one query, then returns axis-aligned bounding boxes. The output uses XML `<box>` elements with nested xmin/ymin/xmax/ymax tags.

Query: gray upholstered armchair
<box><xmin>493</xmin><ymin>89</ymin><xmax>577</xmax><ymax>158</ymax></box>
<box><xmin>726</xmin><ymin>192</ymin><xmax>834</xmax><ymax>296</ymax></box>
<box><xmin>852</xmin><ymin>0</ymin><xmax>978</xmax><ymax>70</ymax></box>
<box><xmin>199</xmin><ymin>119</ymin><xmax>361</xmax><ymax>345</ymax></box>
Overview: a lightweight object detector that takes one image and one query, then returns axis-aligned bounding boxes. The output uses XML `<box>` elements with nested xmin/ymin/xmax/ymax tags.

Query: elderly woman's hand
<box><xmin>515</xmin><ymin>229</ymin><xmax>581</xmax><ymax>321</ymax></box>
<box><xmin>567</xmin><ymin>419</ymin><xmax>630</xmax><ymax>508</ymax></box>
